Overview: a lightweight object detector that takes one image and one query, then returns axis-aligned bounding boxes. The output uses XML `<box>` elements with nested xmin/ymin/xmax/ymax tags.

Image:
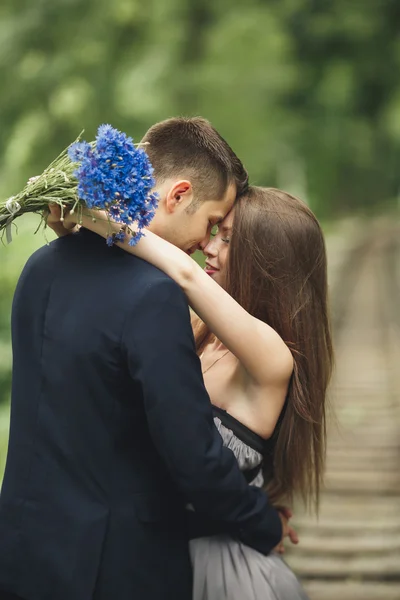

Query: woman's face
<box><xmin>202</xmin><ymin>207</ymin><xmax>234</xmax><ymax>288</ymax></box>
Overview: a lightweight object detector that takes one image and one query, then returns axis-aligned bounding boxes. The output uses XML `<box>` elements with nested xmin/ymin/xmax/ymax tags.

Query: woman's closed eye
<box><xmin>210</xmin><ymin>223</ymin><xmax>230</xmax><ymax>243</ymax></box>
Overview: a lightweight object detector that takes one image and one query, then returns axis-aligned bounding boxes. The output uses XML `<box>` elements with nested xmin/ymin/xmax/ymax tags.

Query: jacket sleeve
<box><xmin>122</xmin><ymin>276</ymin><xmax>282</xmax><ymax>554</ymax></box>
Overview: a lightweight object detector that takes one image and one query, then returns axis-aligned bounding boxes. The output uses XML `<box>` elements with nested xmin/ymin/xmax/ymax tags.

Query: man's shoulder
<box><xmin>128</xmin><ymin>259</ymin><xmax>183</xmax><ymax>297</ymax></box>
<box><xmin>20</xmin><ymin>232</ymin><xmax>183</xmax><ymax>299</ymax></box>
<box><xmin>20</xmin><ymin>238</ymin><xmax>58</xmax><ymax>273</ymax></box>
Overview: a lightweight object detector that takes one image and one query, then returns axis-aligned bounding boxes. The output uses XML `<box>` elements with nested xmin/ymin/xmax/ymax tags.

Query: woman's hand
<box><xmin>274</xmin><ymin>507</ymin><xmax>299</xmax><ymax>554</ymax></box>
<box><xmin>47</xmin><ymin>204</ymin><xmax>79</xmax><ymax>237</ymax></box>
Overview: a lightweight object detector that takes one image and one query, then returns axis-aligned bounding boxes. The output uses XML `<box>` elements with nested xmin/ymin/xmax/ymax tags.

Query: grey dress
<box><xmin>190</xmin><ymin>406</ymin><xmax>309</xmax><ymax>600</ymax></box>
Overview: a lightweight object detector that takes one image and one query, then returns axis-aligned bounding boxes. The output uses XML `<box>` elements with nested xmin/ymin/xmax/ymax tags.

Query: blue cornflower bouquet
<box><xmin>0</xmin><ymin>124</ymin><xmax>158</xmax><ymax>246</ymax></box>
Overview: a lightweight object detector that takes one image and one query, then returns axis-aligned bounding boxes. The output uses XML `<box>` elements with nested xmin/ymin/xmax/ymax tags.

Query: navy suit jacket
<box><xmin>0</xmin><ymin>228</ymin><xmax>281</xmax><ymax>600</ymax></box>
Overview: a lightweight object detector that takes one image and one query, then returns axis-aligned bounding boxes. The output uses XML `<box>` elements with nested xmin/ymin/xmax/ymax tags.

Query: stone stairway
<box><xmin>285</xmin><ymin>219</ymin><xmax>400</xmax><ymax>600</ymax></box>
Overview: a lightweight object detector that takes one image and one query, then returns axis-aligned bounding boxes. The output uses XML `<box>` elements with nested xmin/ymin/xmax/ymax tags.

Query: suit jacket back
<box><xmin>0</xmin><ymin>229</ymin><xmax>192</xmax><ymax>600</ymax></box>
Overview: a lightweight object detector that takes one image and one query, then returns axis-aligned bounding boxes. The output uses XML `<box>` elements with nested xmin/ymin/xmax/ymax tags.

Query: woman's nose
<box><xmin>201</xmin><ymin>236</ymin><xmax>218</xmax><ymax>256</ymax></box>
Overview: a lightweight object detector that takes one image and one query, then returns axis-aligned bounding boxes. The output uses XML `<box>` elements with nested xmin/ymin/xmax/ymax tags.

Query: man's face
<box><xmin>149</xmin><ymin>182</ymin><xmax>236</xmax><ymax>254</ymax></box>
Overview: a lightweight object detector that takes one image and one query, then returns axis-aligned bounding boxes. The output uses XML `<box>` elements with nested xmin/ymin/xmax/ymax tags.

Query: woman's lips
<box><xmin>205</xmin><ymin>265</ymin><xmax>219</xmax><ymax>276</ymax></box>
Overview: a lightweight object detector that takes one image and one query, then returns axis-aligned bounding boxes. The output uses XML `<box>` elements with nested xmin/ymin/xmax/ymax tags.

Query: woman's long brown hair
<box><xmin>192</xmin><ymin>186</ymin><xmax>333</xmax><ymax>511</ymax></box>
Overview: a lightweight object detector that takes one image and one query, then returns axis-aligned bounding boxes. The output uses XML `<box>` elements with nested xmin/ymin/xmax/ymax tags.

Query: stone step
<box><xmin>328</xmin><ymin>438</ymin><xmax>400</xmax><ymax>450</ymax></box>
<box><xmin>331</xmin><ymin>411</ymin><xmax>400</xmax><ymax>424</ymax></box>
<box><xmin>292</xmin><ymin>494</ymin><xmax>400</xmax><ymax>530</ymax></box>
<box><xmin>332</xmin><ymin>392</ymin><xmax>400</xmax><ymax>406</ymax></box>
<box><xmin>326</xmin><ymin>447</ymin><xmax>399</xmax><ymax>460</ymax></box>
<box><xmin>302</xmin><ymin>581</ymin><xmax>400</xmax><ymax>600</ymax></box>
<box><xmin>295</xmin><ymin>518</ymin><xmax>400</xmax><ymax>534</ymax></box>
<box><xmin>326</xmin><ymin>458</ymin><xmax>399</xmax><ymax>472</ymax></box>
<box><xmin>329</xmin><ymin>411</ymin><xmax>399</xmax><ymax>425</ymax></box>
<box><xmin>327</xmin><ymin>443</ymin><xmax>399</xmax><ymax>455</ymax></box>
<box><xmin>314</xmin><ymin>494</ymin><xmax>400</xmax><ymax>513</ymax></box>
<box><xmin>329</xmin><ymin>426</ymin><xmax>399</xmax><ymax>438</ymax></box>
<box><xmin>324</xmin><ymin>471</ymin><xmax>400</xmax><ymax>494</ymax></box>
<box><xmin>287</xmin><ymin>553</ymin><xmax>400</xmax><ymax>578</ymax></box>
<box><xmin>295</xmin><ymin>532</ymin><xmax>400</xmax><ymax>555</ymax></box>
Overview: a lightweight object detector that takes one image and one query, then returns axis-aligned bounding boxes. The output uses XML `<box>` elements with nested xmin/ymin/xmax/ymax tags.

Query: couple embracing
<box><xmin>0</xmin><ymin>117</ymin><xmax>332</xmax><ymax>600</ymax></box>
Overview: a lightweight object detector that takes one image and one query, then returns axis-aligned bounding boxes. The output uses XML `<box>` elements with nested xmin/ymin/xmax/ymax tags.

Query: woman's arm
<box><xmin>58</xmin><ymin>209</ymin><xmax>294</xmax><ymax>389</ymax></box>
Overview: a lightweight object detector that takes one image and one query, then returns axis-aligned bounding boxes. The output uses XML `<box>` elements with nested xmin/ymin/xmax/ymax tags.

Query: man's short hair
<box><xmin>142</xmin><ymin>117</ymin><xmax>248</xmax><ymax>202</ymax></box>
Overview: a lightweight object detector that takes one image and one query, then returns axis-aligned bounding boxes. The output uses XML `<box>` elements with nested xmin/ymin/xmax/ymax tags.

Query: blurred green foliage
<box><xmin>1</xmin><ymin>0</ymin><xmax>400</xmax><ymax>214</ymax></box>
<box><xmin>0</xmin><ymin>0</ymin><xmax>400</xmax><ymax>428</ymax></box>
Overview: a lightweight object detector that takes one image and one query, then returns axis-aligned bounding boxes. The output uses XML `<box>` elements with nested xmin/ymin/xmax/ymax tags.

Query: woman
<box><xmin>50</xmin><ymin>186</ymin><xmax>333</xmax><ymax>600</ymax></box>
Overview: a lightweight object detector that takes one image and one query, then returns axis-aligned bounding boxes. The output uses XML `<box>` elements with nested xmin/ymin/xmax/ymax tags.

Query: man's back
<box><xmin>0</xmin><ymin>229</ymin><xmax>192</xmax><ymax>600</ymax></box>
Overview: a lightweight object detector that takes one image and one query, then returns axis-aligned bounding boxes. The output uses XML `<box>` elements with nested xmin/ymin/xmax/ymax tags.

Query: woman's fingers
<box><xmin>47</xmin><ymin>204</ymin><xmax>77</xmax><ymax>237</ymax></box>
<box><xmin>288</xmin><ymin>525</ymin><xmax>299</xmax><ymax>545</ymax></box>
<box><xmin>48</xmin><ymin>203</ymin><xmax>76</xmax><ymax>229</ymax></box>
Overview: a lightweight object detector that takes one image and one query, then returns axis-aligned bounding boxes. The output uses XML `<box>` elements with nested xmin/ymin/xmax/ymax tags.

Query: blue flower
<box><xmin>68</xmin><ymin>141</ymin><xmax>90</xmax><ymax>163</ymax></box>
<box><xmin>106</xmin><ymin>228</ymin><xmax>126</xmax><ymax>247</ymax></box>
<box><xmin>128</xmin><ymin>230</ymin><xmax>145</xmax><ymax>246</ymax></box>
<box><xmin>114</xmin><ymin>229</ymin><xmax>126</xmax><ymax>243</ymax></box>
<box><xmin>68</xmin><ymin>124</ymin><xmax>158</xmax><ymax>245</ymax></box>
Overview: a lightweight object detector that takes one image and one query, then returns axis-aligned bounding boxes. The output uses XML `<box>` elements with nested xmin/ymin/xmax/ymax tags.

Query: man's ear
<box><xmin>165</xmin><ymin>180</ymin><xmax>193</xmax><ymax>213</ymax></box>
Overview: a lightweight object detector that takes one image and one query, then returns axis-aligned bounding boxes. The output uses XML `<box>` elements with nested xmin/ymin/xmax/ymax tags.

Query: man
<box><xmin>0</xmin><ymin>118</ymin><xmax>284</xmax><ymax>600</ymax></box>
